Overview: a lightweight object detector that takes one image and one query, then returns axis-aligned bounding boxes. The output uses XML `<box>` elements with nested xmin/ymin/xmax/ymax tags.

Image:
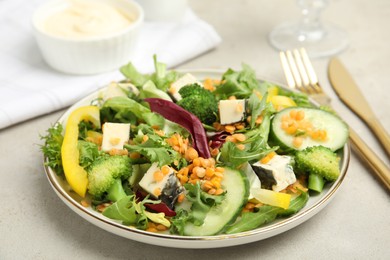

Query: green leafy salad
<box><xmin>41</xmin><ymin>57</ymin><xmax>349</xmax><ymax>236</ymax></box>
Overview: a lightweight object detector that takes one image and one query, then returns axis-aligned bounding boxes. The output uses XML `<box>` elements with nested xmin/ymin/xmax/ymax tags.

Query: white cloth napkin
<box><xmin>0</xmin><ymin>0</ymin><xmax>221</xmax><ymax>129</ymax></box>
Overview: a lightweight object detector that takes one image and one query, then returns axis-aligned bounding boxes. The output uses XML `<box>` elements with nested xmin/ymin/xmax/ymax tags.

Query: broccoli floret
<box><xmin>295</xmin><ymin>145</ymin><xmax>340</xmax><ymax>182</ymax></box>
<box><xmin>87</xmin><ymin>155</ymin><xmax>132</xmax><ymax>201</ymax></box>
<box><xmin>106</xmin><ymin>178</ymin><xmax>127</xmax><ymax>202</ymax></box>
<box><xmin>177</xmin><ymin>84</ymin><xmax>218</xmax><ymax>125</ymax></box>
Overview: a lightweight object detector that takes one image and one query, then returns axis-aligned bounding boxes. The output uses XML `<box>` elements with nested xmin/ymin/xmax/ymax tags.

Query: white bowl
<box><xmin>135</xmin><ymin>0</ymin><xmax>188</xmax><ymax>22</ymax></box>
<box><xmin>32</xmin><ymin>0</ymin><xmax>144</xmax><ymax>75</ymax></box>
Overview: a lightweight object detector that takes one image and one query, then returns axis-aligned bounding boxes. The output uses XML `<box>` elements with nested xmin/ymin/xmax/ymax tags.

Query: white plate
<box><xmin>44</xmin><ymin>70</ymin><xmax>350</xmax><ymax>248</ymax></box>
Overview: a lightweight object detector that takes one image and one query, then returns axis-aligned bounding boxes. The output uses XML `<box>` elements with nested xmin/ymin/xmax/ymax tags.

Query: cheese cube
<box><xmin>252</xmin><ymin>155</ymin><xmax>296</xmax><ymax>192</ymax></box>
<box><xmin>139</xmin><ymin>163</ymin><xmax>184</xmax><ymax>208</ymax></box>
<box><xmin>241</xmin><ymin>163</ymin><xmax>261</xmax><ymax>200</ymax></box>
<box><xmin>219</xmin><ymin>99</ymin><xmax>246</xmax><ymax>125</ymax></box>
<box><xmin>101</xmin><ymin>122</ymin><xmax>130</xmax><ymax>151</ymax></box>
<box><xmin>169</xmin><ymin>73</ymin><xmax>201</xmax><ymax>101</ymax></box>
<box><xmin>104</xmin><ymin>82</ymin><xmax>139</xmax><ymax>100</ymax></box>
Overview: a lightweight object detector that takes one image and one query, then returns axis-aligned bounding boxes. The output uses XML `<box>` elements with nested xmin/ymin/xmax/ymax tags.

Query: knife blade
<box><xmin>328</xmin><ymin>57</ymin><xmax>390</xmax><ymax>158</ymax></box>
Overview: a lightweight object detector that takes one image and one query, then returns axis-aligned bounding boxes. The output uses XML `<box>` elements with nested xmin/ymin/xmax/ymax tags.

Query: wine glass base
<box><xmin>269</xmin><ymin>22</ymin><xmax>349</xmax><ymax>58</ymax></box>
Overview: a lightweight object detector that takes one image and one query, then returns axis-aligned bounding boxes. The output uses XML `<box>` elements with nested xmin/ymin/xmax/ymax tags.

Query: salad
<box><xmin>41</xmin><ymin>57</ymin><xmax>349</xmax><ymax>236</ymax></box>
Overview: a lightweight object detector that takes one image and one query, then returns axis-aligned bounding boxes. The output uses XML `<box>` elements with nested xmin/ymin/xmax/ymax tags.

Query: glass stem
<box><xmin>297</xmin><ymin>0</ymin><xmax>328</xmax><ymax>41</ymax></box>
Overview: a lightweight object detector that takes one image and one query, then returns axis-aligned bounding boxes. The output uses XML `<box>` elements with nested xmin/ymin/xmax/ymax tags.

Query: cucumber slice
<box><xmin>182</xmin><ymin>168</ymin><xmax>249</xmax><ymax>236</ymax></box>
<box><xmin>270</xmin><ymin>107</ymin><xmax>349</xmax><ymax>152</ymax></box>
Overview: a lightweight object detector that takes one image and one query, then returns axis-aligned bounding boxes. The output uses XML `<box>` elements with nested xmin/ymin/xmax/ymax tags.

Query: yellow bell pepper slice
<box><xmin>269</xmin><ymin>95</ymin><xmax>297</xmax><ymax>111</ymax></box>
<box><xmin>250</xmin><ymin>188</ymin><xmax>291</xmax><ymax>209</ymax></box>
<box><xmin>266</xmin><ymin>85</ymin><xmax>279</xmax><ymax>100</ymax></box>
<box><xmin>61</xmin><ymin>106</ymin><xmax>100</xmax><ymax>197</ymax></box>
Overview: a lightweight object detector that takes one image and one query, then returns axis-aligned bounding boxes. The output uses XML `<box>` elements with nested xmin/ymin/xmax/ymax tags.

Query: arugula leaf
<box><xmin>278</xmin><ymin>87</ymin><xmax>313</xmax><ymax>107</ymax></box>
<box><xmin>278</xmin><ymin>191</ymin><xmax>309</xmax><ymax>217</ymax></box>
<box><xmin>220</xmin><ymin>115</ymin><xmax>277</xmax><ymax>168</ymax></box>
<box><xmin>225</xmin><ymin>191</ymin><xmax>309</xmax><ymax>234</ymax></box>
<box><xmin>225</xmin><ymin>205</ymin><xmax>281</xmax><ymax>234</ymax></box>
<box><xmin>247</xmin><ymin>92</ymin><xmax>268</xmax><ymax>129</ymax></box>
<box><xmin>40</xmin><ymin>123</ymin><xmax>64</xmax><ymax>176</ymax></box>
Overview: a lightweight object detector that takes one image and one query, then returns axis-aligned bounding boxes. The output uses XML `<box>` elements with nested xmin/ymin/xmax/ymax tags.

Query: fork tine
<box><xmin>279</xmin><ymin>51</ymin><xmax>296</xmax><ymax>89</ymax></box>
<box><xmin>299</xmin><ymin>48</ymin><xmax>323</xmax><ymax>93</ymax></box>
<box><xmin>285</xmin><ymin>50</ymin><xmax>303</xmax><ymax>89</ymax></box>
<box><xmin>293</xmin><ymin>49</ymin><xmax>310</xmax><ymax>87</ymax></box>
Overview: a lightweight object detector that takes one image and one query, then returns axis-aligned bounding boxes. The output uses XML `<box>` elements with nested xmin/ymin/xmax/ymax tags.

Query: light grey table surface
<box><xmin>1</xmin><ymin>0</ymin><xmax>389</xmax><ymax>259</ymax></box>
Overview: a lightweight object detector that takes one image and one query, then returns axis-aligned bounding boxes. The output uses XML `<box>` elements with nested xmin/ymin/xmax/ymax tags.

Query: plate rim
<box><xmin>43</xmin><ymin>69</ymin><xmax>350</xmax><ymax>248</ymax></box>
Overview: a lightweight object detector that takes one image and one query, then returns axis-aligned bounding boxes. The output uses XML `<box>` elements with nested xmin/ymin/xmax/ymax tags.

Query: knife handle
<box><xmin>349</xmin><ymin>128</ymin><xmax>390</xmax><ymax>190</ymax></box>
<box><xmin>367</xmin><ymin>118</ymin><xmax>390</xmax><ymax>158</ymax></box>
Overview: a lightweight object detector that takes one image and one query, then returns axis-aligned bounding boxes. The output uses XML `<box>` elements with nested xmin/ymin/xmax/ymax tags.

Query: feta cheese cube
<box><xmin>101</xmin><ymin>122</ymin><xmax>130</xmax><ymax>151</ymax></box>
<box><xmin>169</xmin><ymin>73</ymin><xmax>201</xmax><ymax>101</ymax></box>
<box><xmin>219</xmin><ymin>99</ymin><xmax>246</xmax><ymax>124</ymax></box>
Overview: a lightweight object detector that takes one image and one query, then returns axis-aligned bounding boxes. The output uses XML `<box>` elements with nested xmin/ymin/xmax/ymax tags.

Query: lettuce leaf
<box><xmin>103</xmin><ymin>195</ymin><xmax>164</xmax><ymax>229</ymax></box>
<box><xmin>214</xmin><ymin>64</ymin><xmax>266</xmax><ymax>99</ymax></box>
<box><xmin>124</xmin><ymin>124</ymin><xmax>180</xmax><ymax>166</ymax></box>
<box><xmin>120</xmin><ymin>63</ymin><xmax>149</xmax><ymax>86</ymax></box>
<box><xmin>100</xmin><ymin>96</ymin><xmax>165</xmax><ymax>128</ymax></box>
<box><xmin>77</xmin><ymin>140</ymin><xmax>101</xmax><ymax>169</ymax></box>
<box><xmin>40</xmin><ymin>123</ymin><xmax>64</xmax><ymax>176</ymax></box>
<box><xmin>120</xmin><ymin>56</ymin><xmax>180</xmax><ymax>92</ymax></box>
<box><xmin>102</xmin><ymin>195</ymin><xmax>138</xmax><ymax>225</ymax></box>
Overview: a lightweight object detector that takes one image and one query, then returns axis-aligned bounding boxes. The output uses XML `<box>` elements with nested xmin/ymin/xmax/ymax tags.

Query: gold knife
<box><xmin>328</xmin><ymin>58</ymin><xmax>390</xmax><ymax>158</ymax></box>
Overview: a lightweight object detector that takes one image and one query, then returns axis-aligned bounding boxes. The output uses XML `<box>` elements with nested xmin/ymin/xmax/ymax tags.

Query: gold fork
<box><xmin>280</xmin><ymin>48</ymin><xmax>390</xmax><ymax>191</ymax></box>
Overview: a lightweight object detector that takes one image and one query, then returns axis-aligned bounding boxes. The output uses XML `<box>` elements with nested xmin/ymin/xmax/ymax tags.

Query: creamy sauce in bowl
<box><xmin>44</xmin><ymin>0</ymin><xmax>133</xmax><ymax>39</ymax></box>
